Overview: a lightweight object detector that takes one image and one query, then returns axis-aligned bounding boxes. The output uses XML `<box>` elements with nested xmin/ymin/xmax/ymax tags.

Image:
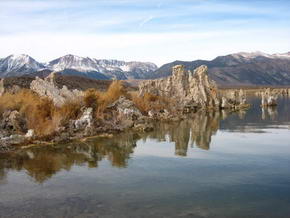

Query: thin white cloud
<box><xmin>139</xmin><ymin>16</ymin><xmax>155</xmax><ymax>27</ymax></box>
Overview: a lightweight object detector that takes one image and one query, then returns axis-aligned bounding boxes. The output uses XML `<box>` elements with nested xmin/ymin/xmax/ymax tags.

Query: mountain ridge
<box><xmin>0</xmin><ymin>54</ymin><xmax>158</xmax><ymax>80</ymax></box>
<box><xmin>1</xmin><ymin>51</ymin><xmax>290</xmax><ymax>86</ymax></box>
<box><xmin>152</xmin><ymin>51</ymin><xmax>290</xmax><ymax>86</ymax></box>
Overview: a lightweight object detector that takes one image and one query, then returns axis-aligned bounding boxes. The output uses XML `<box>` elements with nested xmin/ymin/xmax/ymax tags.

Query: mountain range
<box><xmin>0</xmin><ymin>54</ymin><xmax>158</xmax><ymax>80</ymax></box>
<box><xmin>153</xmin><ymin>51</ymin><xmax>290</xmax><ymax>86</ymax></box>
<box><xmin>1</xmin><ymin>52</ymin><xmax>290</xmax><ymax>86</ymax></box>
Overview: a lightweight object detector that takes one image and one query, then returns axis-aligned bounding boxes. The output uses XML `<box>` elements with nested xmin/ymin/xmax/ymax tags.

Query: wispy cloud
<box><xmin>139</xmin><ymin>16</ymin><xmax>155</xmax><ymax>27</ymax></box>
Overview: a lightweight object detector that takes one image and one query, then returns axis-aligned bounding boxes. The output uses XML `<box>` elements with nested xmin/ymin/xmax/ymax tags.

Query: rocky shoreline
<box><xmin>0</xmin><ymin>65</ymin><xmax>254</xmax><ymax>150</ymax></box>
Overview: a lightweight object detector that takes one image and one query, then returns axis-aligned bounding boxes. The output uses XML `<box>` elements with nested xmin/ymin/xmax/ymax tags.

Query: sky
<box><xmin>1</xmin><ymin>0</ymin><xmax>290</xmax><ymax>66</ymax></box>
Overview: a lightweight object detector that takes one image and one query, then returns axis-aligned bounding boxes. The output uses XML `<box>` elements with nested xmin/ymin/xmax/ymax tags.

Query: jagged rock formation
<box><xmin>30</xmin><ymin>72</ymin><xmax>83</xmax><ymax>107</ymax></box>
<box><xmin>139</xmin><ymin>65</ymin><xmax>220</xmax><ymax>108</ymax></box>
<box><xmin>107</xmin><ymin>96</ymin><xmax>142</xmax><ymax>120</ymax></box>
<box><xmin>261</xmin><ymin>88</ymin><xmax>278</xmax><ymax>107</ymax></box>
<box><xmin>221</xmin><ymin>89</ymin><xmax>247</xmax><ymax>109</ymax></box>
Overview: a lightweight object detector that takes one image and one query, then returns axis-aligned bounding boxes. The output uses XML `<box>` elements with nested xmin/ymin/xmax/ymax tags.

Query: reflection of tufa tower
<box><xmin>146</xmin><ymin>110</ymin><xmax>222</xmax><ymax>156</ymax></box>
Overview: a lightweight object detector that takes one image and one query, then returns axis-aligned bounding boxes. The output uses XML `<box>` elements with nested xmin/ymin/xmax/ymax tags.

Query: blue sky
<box><xmin>1</xmin><ymin>0</ymin><xmax>290</xmax><ymax>65</ymax></box>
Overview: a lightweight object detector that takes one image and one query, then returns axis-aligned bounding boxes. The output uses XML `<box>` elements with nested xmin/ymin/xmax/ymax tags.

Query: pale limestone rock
<box><xmin>108</xmin><ymin>96</ymin><xmax>142</xmax><ymax>119</ymax></box>
<box><xmin>139</xmin><ymin>65</ymin><xmax>220</xmax><ymax>108</ymax></box>
<box><xmin>148</xmin><ymin>110</ymin><xmax>156</xmax><ymax>118</ymax></box>
<box><xmin>221</xmin><ymin>97</ymin><xmax>230</xmax><ymax>108</ymax></box>
<box><xmin>221</xmin><ymin>89</ymin><xmax>247</xmax><ymax>109</ymax></box>
<box><xmin>1</xmin><ymin>134</ymin><xmax>26</xmax><ymax>145</ymax></box>
<box><xmin>25</xmin><ymin>129</ymin><xmax>34</xmax><ymax>138</ymax></box>
<box><xmin>261</xmin><ymin>88</ymin><xmax>277</xmax><ymax>107</ymax></box>
<box><xmin>30</xmin><ymin>72</ymin><xmax>83</xmax><ymax>107</ymax></box>
<box><xmin>74</xmin><ymin>107</ymin><xmax>93</xmax><ymax>129</ymax></box>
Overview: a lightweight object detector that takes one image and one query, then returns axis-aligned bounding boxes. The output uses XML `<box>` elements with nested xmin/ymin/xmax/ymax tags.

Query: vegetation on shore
<box><xmin>0</xmin><ymin>81</ymin><xmax>166</xmax><ymax>140</ymax></box>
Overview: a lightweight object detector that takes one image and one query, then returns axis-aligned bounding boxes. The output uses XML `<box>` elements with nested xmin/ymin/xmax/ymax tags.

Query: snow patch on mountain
<box><xmin>0</xmin><ymin>54</ymin><xmax>158</xmax><ymax>79</ymax></box>
<box><xmin>46</xmin><ymin>55</ymin><xmax>158</xmax><ymax>79</ymax></box>
<box><xmin>0</xmin><ymin>54</ymin><xmax>45</xmax><ymax>76</ymax></box>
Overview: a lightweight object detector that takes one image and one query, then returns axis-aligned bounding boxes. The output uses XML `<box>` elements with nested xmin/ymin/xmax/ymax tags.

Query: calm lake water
<box><xmin>0</xmin><ymin>97</ymin><xmax>290</xmax><ymax>218</ymax></box>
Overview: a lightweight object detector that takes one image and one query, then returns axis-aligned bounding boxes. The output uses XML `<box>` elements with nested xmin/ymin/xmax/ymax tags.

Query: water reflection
<box><xmin>0</xmin><ymin>134</ymin><xmax>138</xmax><ymax>183</ymax></box>
<box><xmin>143</xmin><ymin>110</ymin><xmax>221</xmax><ymax>155</ymax></box>
<box><xmin>0</xmin><ymin>97</ymin><xmax>289</xmax><ymax>183</ymax></box>
<box><xmin>220</xmin><ymin>96</ymin><xmax>290</xmax><ymax>131</ymax></box>
<box><xmin>0</xmin><ymin>110</ymin><xmax>223</xmax><ymax>183</ymax></box>
<box><xmin>262</xmin><ymin>106</ymin><xmax>278</xmax><ymax>120</ymax></box>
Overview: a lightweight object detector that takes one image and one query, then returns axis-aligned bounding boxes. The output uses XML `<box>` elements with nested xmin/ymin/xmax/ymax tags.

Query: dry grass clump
<box><xmin>0</xmin><ymin>80</ymin><xmax>172</xmax><ymax>138</ymax></box>
<box><xmin>0</xmin><ymin>81</ymin><xmax>126</xmax><ymax>137</ymax></box>
<box><xmin>132</xmin><ymin>92</ymin><xmax>170</xmax><ymax>114</ymax></box>
<box><xmin>0</xmin><ymin>89</ymin><xmax>55</xmax><ymax>136</ymax></box>
<box><xmin>0</xmin><ymin>89</ymin><xmax>83</xmax><ymax>137</ymax></box>
<box><xmin>84</xmin><ymin>80</ymin><xmax>126</xmax><ymax>117</ymax></box>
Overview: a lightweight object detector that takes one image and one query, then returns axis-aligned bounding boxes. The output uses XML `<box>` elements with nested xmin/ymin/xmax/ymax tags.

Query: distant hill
<box><xmin>152</xmin><ymin>51</ymin><xmax>290</xmax><ymax>86</ymax></box>
<box><xmin>2</xmin><ymin>74</ymin><xmax>135</xmax><ymax>92</ymax></box>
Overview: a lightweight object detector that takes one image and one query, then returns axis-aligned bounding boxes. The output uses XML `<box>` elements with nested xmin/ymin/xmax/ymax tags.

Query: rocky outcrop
<box><xmin>261</xmin><ymin>88</ymin><xmax>278</xmax><ymax>107</ymax></box>
<box><xmin>0</xmin><ymin>110</ymin><xmax>27</xmax><ymax>135</ymax></box>
<box><xmin>107</xmin><ymin>96</ymin><xmax>142</xmax><ymax>120</ymax></box>
<box><xmin>30</xmin><ymin>72</ymin><xmax>83</xmax><ymax>107</ymax></box>
<box><xmin>139</xmin><ymin>65</ymin><xmax>220</xmax><ymax>108</ymax></box>
<box><xmin>221</xmin><ymin>89</ymin><xmax>248</xmax><ymax>109</ymax></box>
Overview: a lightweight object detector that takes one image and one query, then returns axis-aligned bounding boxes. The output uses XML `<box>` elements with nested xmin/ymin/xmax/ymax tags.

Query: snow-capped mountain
<box><xmin>229</xmin><ymin>51</ymin><xmax>290</xmax><ymax>61</ymax></box>
<box><xmin>0</xmin><ymin>54</ymin><xmax>158</xmax><ymax>80</ymax></box>
<box><xmin>0</xmin><ymin>54</ymin><xmax>45</xmax><ymax>77</ymax></box>
<box><xmin>2</xmin><ymin>52</ymin><xmax>290</xmax><ymax>85</ymax></box>
<box><xmin>46</xmin><ymin>54</ymin><xmax>158</xmax><ymax>79</ymax></box>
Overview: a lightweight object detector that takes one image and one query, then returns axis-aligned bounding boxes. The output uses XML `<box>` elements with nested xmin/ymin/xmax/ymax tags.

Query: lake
<box><xmin>0</xmin><ymin>97</ymin><xmax>290</xmax><ymax>218</ymax></box>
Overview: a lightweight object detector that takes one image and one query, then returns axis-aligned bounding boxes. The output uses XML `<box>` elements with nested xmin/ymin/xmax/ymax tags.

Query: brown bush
<box><xmin>132</xmin><ymin>92</ymin><xmax>170</xmax><ymax>114</ymax></box>
<box><xmin>84</xmin><ymin>88</ymin><xmax>100</xmax><ymax>110</ymax></box>
<box><xmin>0</xmin><ymin>89</ymin><xmax>55</xmax><ymax>136</ymax></box>
<box><xmin>83</xmin><ymin>81</ymin><xmax>126</xmax><ymax>117</ymax></box>
<box><xmin>0</xmin><ymin>89</ymin><xmax>83</xmax><ymax>137</ymax></box>
<box><xmin>0</xmin><ymin>81</ymin><xmax>127</xmax><ymax>137</ymax></box>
